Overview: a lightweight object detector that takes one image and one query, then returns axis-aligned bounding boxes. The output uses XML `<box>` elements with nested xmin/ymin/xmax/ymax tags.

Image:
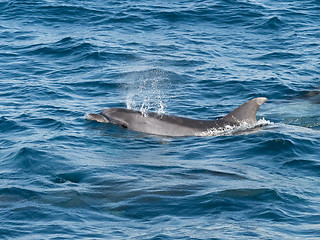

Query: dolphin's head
<box><xmin>86</xmin><ymin>113</ymin><xmax>109</xmax><ymax>123</ymax></box>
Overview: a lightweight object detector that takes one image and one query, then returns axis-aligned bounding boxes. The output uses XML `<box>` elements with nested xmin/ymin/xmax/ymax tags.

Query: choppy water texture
<box><xmin>1</xmin><ymin>0</ymin><xmax>320</xmax><ymax>239</ymax></box>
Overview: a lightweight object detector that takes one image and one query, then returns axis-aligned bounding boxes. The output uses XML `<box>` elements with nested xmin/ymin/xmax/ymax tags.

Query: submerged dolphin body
<box><xmin>305</xmin><ymin>90</ymin><xmax>320</xmax><ymax>104</ymax></box>
<box><xmin>86</xmin><ymin>97</ymin><xmax>267</xmax><ymax>136</ymax></box>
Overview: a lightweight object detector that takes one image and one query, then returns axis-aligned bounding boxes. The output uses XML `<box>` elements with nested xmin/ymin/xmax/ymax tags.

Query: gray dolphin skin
<box><xmin>86</xmin><ymin>97</ymin><xmax>267</xmax><ymax>136</ymax></box>
<box><xmin>306</xmin><ymin>90</ymin><xmax>320</xmax><ymax>104</ymax></box>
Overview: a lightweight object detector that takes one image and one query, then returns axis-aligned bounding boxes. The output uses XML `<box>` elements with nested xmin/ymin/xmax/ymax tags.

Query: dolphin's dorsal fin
<box><xmin>221</xmin><ymin>97</ymin><xmax>267</xmax><ymax>124</ymax></box>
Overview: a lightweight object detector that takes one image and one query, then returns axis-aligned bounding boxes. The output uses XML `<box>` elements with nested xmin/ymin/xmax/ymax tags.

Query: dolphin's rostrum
<box><xmin>86</xmin><ymin>97</ymin><xmax>267</xmax><ymax>136</ymax></box>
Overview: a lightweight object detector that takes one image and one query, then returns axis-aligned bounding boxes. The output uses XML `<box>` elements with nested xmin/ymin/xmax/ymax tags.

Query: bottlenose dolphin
<box><xmin>86</xmin><ymin>97</ymin><xmax>267</xmax><ymax>136</ymax></box>
<box><xmin>305</xmin><ymin>90</ymin><xmax>320</xmax><ymax>104</ymax></box>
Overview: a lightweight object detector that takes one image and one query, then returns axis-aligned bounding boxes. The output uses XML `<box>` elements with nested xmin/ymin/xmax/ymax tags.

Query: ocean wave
<box><xmin>11</xmin><ymin>147</ymin><xmax>48</xmax><ymax>169</ymax></box>
<box><xmin>217</xmin><ymin>188</ymin><xmax>283</xmax><ymax>201</ymax></box>
<box><xmin>13</xmin><ymin>36</ymin><xmax>140</xmax><ymax>67</ymax></box>
<box><xmin>1</xmin><ymin>1</ymin><xmax>108</xmax><ymax>24</ymax></box>
<box><xmin>282</xmin><ymin>159</ymin><xmax>320</xmax><ymax>176</ymax></box>
<box><xmin>30</xmin><ymin>117</ymin><xmax>65</xmax><ymax>130</ymax></box>
<box><xmin>0</xmin><ymin>186</ymin><xmax>39</xmax><ymax>203</ymax></box>
<box><xmin>146</xmin><ymin>0</ymin><xmax>264</xmax><ymax>26</ymax></box>
<box><xmin>83</xmin><ymin>51</ymin><xmax>140</xmax><ymax>62</ymax></box>
<box><xmin>21</xmin><ymin>37</ymin><xmax>94</xmax><ymax>58</ymax></box>
<box><xmin>0</xmin><ymin>0</ymin><xmax>268</xmax><ymax>28</ymax></box>
<box><xmin>253</xmin><ymin>16</ymin><xmax>286</xmax><ymax>30</ymax></box>
<box><xmin>253</xmin><ymin>52</ymin><xmax>302</xmax><ymax>61</ymax></box>
<box><xmin>0</xmin><ymin>116</ymin><xmax>28</xmax><ymax>133</ymax></box>
<box><xmin>180</xmin><ymin>168</ymin><xmax>249</xmax><ymax>180</ymax></box>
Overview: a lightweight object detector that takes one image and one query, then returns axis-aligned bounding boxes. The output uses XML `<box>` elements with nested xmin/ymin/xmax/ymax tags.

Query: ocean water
<box><xmin>1</xmin><ymin>0</ymin><xmax>320</xmax><ymax>239</ymax></box>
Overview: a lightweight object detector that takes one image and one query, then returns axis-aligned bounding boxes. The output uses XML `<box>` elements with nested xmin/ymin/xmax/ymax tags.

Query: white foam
<box><xmin>197</xmin><ymin>118</ymin><xmax>273</xmax><ymax>137</ymax></box>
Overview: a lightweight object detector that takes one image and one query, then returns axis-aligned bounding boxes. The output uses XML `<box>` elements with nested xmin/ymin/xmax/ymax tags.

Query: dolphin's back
<box><xmin>101</xmin><ymin>108</ymin><xmax>215</xmax><ymax>136</ymax></box>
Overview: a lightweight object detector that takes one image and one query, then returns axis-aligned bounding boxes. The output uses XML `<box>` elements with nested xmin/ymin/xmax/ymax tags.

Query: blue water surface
<box><xmin>1</xmin><ymin>0</ymin><xmax>320</xmax><ymax>239</ymax></box>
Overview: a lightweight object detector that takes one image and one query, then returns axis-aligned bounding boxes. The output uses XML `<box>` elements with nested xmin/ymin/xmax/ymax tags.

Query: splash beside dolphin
<box><xmin>86</xmin><ymin>97</ymin><xmax>267</xmax><ymax>136</ymax></box>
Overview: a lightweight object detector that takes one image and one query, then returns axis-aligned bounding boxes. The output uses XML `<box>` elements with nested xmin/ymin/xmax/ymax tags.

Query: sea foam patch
<box><xmin>197</xmin><ymin>118</ymin><xmax>272</xmax><ymax>137</ymax></box>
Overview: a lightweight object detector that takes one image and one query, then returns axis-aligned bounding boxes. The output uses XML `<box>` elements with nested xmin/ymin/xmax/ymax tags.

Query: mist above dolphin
<box><xmin>86</xmin><ymin>97</ymin><xmax>267</xmax><ymax>137</ymax></box>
